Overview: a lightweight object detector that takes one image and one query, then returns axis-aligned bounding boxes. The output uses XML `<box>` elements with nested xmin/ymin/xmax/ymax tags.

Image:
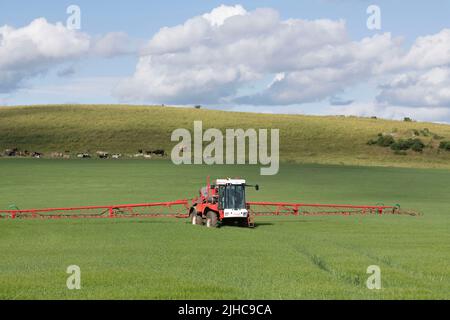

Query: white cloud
<box><xmin>374</xmin><ymin>29</ymin><xmax>450</xmax><ymax>109</ymax></box>
<box><xmin>202</xmin><ymin>4</ymin><xmax>247</xmax><ymax>26</ymax></box>
<box><xmin>377</xmin><ymin>67</ymin><xmax>450</xmax><ymax>108</ymax></box>
<box><xmin>0</xmin><ymin>18</ymin><xmax>139</xmax><ymax>93</ymax></box>
<box><xmin>4</xmin><ymin>5</ymin><xmax>450</xmax><ymax>122</ymax></box>
<box><xmin>116</xmin><ymin>5</ymin><xmax>362</xmax><ymax>104</ymax></box>
<box><xmin>238</xmin><ymin>32</ymin><xmax>405</xmax><ymax>105</ymax></box>
<box><xmin>399</xmin><ymin>29</ymin><xmax>450</xmax><ymax>71</ymax></box>
<box><xmin>115</xmin><ymin>5</ymin><xmax>450</xmax><ymax>117</ymax></box>
<box><xmin>0</xmin><ymin>18</ymin><xmax>90</xmax><ymax>92</ymax></box>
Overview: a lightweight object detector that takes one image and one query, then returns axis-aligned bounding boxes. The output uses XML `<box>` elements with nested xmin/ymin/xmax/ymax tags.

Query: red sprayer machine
<box><xmin>0</xmin><ymin>177</ymin><xmax>418</xmax><ymax>225</ymax></box>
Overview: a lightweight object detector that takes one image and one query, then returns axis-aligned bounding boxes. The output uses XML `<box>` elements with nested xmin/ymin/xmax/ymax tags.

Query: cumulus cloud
<box><xmin>0</xmin><ymin>18</ymin><xmax>90</xmax><ymax>92</ymax></box>
<box><xmin>0</xmin><ymin>18</ymin><xmax>138</xmax><ymax>93</ymax></box>
<box><xmin>374</xmin><ymin>29</ymin><xmax>450</xmax><ymax>110</ymax></box>
<box><xmin>239</xmin><ymin>32</ymin><xmax>407</xmax><ymax>105</ymax></box>
<box><xmin>115</xmin><ymin>4</ymin><xmax>450</xmax><ymax>116</ymax></box>
<box><xmin>202</xmin><ymin>4</ymin><xmax>247</xmax><ymax>26</ymax></box>
<box><xmin>4</xmin><ymin>4</ymin><xmax>450</xmax><ymax>121</ymax></box>
<box><xmin>116</xmin><ymin>5</ymin><xmax>362</xmax><ymax>104</ymax></box>
<box><xmin>377</xmin><ymin>67</ymin><xmax>450</xmax><ymax>108</ymax></box>
<box><xmin>391</xmin><ymin>29</ymin><xmax>450</xmax><ymax>71</ymax></box>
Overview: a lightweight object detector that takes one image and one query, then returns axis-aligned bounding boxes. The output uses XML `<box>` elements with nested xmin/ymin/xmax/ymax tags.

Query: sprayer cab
<box><xmin>216</xmin><ymin>179</ymin><xmax>247</xmax><ymax>218</ymax></box>
<box><xmin>189</xmin><ymin>177</ymin><xmax>259</xmax><ymax>228</ymax></box>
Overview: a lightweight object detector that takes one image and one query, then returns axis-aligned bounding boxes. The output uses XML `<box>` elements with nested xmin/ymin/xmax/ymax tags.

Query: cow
<box><xmin>77</xmin><ymin>153</ymin><xmax>91</xmax><ymax>158</ymax></box>
<box><xmin>146</xmin><ymin>149</ymin><xmax>166</xmax><ymax>157</ymax></box>
<box><xmin>112</xmin><ymin>154</ymin><xmax>122</xmax><ymax>159</ymax></box>
<box><xmin>4</xmin><ymin>148</ymin><xmax>18</xmax><ymax>157</ymax></box>
<box><xmin>97</xmin><ymin>151</ymin><xmax>109</xmax><ymax>159</ymax></box>
<box><xmin>31</xmin><ymin>152</ymin><xmax>42</xmax><ymax>158</ymax></box>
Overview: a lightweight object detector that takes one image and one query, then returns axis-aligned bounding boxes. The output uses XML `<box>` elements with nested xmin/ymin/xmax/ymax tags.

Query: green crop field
<box><xmin>0</xmin><ymin>159</ymin><xmax>448</xmax><ymax>299</ymax></box>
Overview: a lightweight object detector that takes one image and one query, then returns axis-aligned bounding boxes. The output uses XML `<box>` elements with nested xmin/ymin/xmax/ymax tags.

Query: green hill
<box><xmin>1</xmin><ymin>104</ymin><xmax>450</xmax><ymax>168</ymax></box>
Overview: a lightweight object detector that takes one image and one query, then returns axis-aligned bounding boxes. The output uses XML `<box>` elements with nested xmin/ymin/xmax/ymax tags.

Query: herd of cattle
<box><xmin>1</xmin><ymin>148</ymin><xmax>166</xmax><ymax>159</ymax></box>
<box><xmin>3</xmin><ymin>148</ymin><xmax>44</xmax><ymax>158</ymax></box>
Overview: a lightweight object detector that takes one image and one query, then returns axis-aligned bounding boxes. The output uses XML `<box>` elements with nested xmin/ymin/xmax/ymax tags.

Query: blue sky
<box><xmin>3</xmin><ymin>1</ymin><xmax>449</xmax><ymax>38</ymax></box>
<box><xmin>1</xmin><ymin>1</ymin><xmax>450</xmax><ymax>121</ymax></box>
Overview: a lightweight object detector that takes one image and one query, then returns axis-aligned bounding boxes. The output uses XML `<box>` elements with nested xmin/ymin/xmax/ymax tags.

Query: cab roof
<box><xmin>215</xmin><ymin>178</ymin><xmax>246</xmax><ymax>185</ymax></box>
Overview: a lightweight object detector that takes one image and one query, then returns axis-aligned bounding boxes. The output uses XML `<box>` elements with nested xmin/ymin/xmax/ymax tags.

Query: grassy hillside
<box><xmin>1</xmin><ymin>104</ymin><xmax>450</xmax><ymax>168</ymax></box>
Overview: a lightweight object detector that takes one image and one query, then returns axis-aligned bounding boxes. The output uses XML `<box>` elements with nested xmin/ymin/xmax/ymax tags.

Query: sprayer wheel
<box><xmin>190</xmin><ymin>208</ymin><xmax>203</xmax><ymax>226</ymax></box>
<box><xmin>206</xmin><ymin>211</ymin><xmax>218</xmax><ymax>228</ymax></box>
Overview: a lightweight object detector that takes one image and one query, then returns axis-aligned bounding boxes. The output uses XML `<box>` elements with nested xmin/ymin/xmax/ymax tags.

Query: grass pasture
<box><xmin>2</xmin><ymin>104</ymin><xmax>450</xmax><ymax>168</ymax></box>
<box><xmin>0</xmin><ymin>159</ymin><xmax>449</xmax><ymax>299</ymax></box>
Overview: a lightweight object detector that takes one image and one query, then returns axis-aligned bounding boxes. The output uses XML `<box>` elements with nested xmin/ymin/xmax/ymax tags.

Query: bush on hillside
<box><xmin>439</xmin><ymin>141</ymin><xmax>450</xmax><ymax>151</ymax></box>
<box><xmin>367</xmin><ymin>134</ymin><xmax>394</xmax><ymax>147</ymax></box>
<box><xmin>390</xmin><ymin>138</ymin><xmax>425</xmax><ymax>152</ymax></box>
<box><xmin>390</xmin><ymin>139</ymin><xmax>411</xmax><ymax>151</ymax></box>
<box><xmin>420</xmin><ymin>128</ymin><xmax>431</xmax><ymax>137</ymax></box>
<box><xmin>378</xmin><ymin>135</ymin><xmax>395</xmax><ymax>147</ymax></box>
<box><xmin>411</xmin><ymin>139</ymin><xmax>425</xmax><ymax>152</ymax></box>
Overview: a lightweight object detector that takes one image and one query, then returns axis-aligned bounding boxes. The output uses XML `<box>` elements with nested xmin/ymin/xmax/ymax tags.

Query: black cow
<box><xmin>4</xmin><ymin>148</ymin><xmax>18</xmax><ymax>157</ymax></box>
<box><xmin>146</xmin><ymin>149</ymin><xmax>165</xmax><ymax>156</ymax></box>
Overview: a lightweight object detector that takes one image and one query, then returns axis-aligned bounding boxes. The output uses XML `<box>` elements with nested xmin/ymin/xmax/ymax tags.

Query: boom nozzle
<box><xmin>246</xmin><ymin>184</ymin><xmax>259</xmax><ymax>191</ymax></box>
